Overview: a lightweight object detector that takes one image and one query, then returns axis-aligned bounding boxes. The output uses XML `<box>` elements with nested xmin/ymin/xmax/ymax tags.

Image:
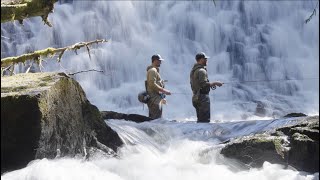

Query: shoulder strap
<box><xmin>191</xmin><ymin>66</ymin><xmax>205</xmax><ymax>81</ymax></box>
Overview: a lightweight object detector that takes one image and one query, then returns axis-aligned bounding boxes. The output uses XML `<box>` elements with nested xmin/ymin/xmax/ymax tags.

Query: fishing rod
<box><xmin>222</xmin><ymin>77</ymin><xmax>319</xmax><ymax>84</ymax></box>
<box><xmin>170</xmin><ymin>77</ymin><xmax>319</xmax><ymax>95</ymax></box>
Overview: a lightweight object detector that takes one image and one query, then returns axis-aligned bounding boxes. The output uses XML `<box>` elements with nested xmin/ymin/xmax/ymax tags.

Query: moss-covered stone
<box><xmin>1</xmin><ymin>72</ymin><xmax>123</xmax><ymax>173</ymax></box>
<box><xmin>221</xmin><ymin>116</ymin><xmax>319</xmax><ymax>173</ymax></box>
<box><xmin>1</xmin><ymin>0</ymin><xmax>57</xmax><ymax>24</ymax></box>
<box><xmin>289</xmin><ymin>131</ymin><xmax>319</xmax><ymax>173</ymax></box>
<box><xmin>221</xmin><ymin>135</ymin><xmax>287</xmax><ymax>168</ymax></box>
<box><xmin>283</xmin><ymin>113</ymin><xmax>307</xmax><ymax>118</ymax></box>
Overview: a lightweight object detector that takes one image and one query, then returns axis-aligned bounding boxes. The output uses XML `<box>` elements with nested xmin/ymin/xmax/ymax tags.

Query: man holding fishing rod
<box><xmin>146</xmin><ymin>54</ymin><xmax>171</xmax><ymax>119</ymax></box>
<box><xmin>190</xmin><ymin>52</ymin><xmax>223</xmax><ymax>123</ymax></box>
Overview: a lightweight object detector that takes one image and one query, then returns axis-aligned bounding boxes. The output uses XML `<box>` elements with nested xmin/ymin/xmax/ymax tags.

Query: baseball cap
<box><xmin>151</xmin><ymin>54</ymin><xmax>164</xmax><ymax>61</ymax></box>
<box><xmin>195</xmin><ymin>52</ymin><xmax>210</xmax><ymax>60</ymax></box>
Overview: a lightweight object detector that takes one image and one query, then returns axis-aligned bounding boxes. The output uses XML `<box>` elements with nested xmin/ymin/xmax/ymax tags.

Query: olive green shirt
<box><xmin>190</xmin><ymin>63</ymin><xmax>210</xmax><ymax>94</ymax></box>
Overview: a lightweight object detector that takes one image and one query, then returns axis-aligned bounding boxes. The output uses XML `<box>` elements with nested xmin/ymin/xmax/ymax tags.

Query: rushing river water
<box><xmin>1</xmin><ymin>1</ymin><xmax>319</xmax><ymax>179</ymax></box>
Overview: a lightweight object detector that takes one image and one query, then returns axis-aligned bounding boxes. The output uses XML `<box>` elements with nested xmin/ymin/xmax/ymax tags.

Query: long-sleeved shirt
<box><xmin>146</xmin><ymin>65</ymin><xmax>164</xmax><ymax>95</ymax></box>
<box><xmin>190</xmin><ymin>63</ymin><xmax>210</xmax><ymax>94</ymax></box>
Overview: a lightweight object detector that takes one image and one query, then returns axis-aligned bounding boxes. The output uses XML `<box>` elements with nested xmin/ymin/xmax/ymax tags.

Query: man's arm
<box><xmin>210</xmin><ymin>81</ymin><xmax>223</xmax><ymax>87</ymax></box>
<box><xmin>147</xmin><ymin>69</ymin><xmax>171</xmax><ymax>95</ymax></box>
<box><xmin>147</xmin><ymin>69</ymin><xmax>163</xmax><ymax>91</ymax></box>
<box><xmin>197</xmin><ymin>69</ymin><xmax>211</xmax><ymax>89</ymax></box>
<box><xmin>198</xmin><ymin>69</ymin><xmax>223</xmax><ymax>88</ymax></box>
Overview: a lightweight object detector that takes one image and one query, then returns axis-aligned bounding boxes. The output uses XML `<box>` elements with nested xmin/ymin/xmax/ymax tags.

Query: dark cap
<box><xmin>195</xmin><ymin>52</ymin><xmax>210</xmax><ymax>60</ymax></box>
<box><xmin>151</xmin><ymin>54</ymin><xmax>164</xmax><ymax>61</ymax></box>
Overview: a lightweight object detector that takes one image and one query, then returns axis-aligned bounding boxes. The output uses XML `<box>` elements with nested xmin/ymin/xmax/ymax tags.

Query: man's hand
<box><xmin>161</xmin><ymin>88</ymin><xmax>171</xmax><ymax>95</ymax></box>
<box><xmin>210</xmin><ymin>81</ymin><xmax>223</xmax><ymax>87</ymax></box>
<box><xmin>160</xmin><ymin>99</ymin><xmax>167</xmax><ymax>105</ymax></box>
<box><xmin>163</xmin><ymin>89</ymin><xmax>171</xmax><ymax>95</ymax></box>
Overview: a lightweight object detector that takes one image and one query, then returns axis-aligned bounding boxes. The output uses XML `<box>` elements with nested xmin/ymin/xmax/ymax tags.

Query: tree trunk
<box><xmin>1</xmin><ymin>0</ymin><xmax>57</xmax><ymax>24</ymax></box>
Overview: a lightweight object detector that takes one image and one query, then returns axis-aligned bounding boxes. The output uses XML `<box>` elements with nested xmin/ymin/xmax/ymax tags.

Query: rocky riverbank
<box><xmin>1</xmin><ymin>72</ymin><xmax>123</xmax><ymax>173</ymax></box>
<box><xmin>220</xmin><ymin>115</ymin><xmax>319</xmax><ymax>173</ymax></box>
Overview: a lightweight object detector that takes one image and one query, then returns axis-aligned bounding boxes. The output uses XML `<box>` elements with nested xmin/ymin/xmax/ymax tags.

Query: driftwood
<box><xmin>1</xmin><ymin>0</ymin><xmax>57</xmax><ymax>26</ymax></box>
<box><xmin>1</xmin><ymin>39</ymin><xmax>108</xmax><ymax>73</ymax></box>
<box><xmin>305</xmin><ymin>1</ymin><xmax>319</xmax><ymax>24</ymax></box>
<box><xmin>68</xmin><ymin>69</ymin><xmax>104</xmax><ymax>76</ymax></box>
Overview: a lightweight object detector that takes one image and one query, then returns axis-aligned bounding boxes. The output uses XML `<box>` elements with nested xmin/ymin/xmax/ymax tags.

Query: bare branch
<box><xmin>57</xmin><ymin>49</ymin><xmax>66</xmax><ymax>62</ymax></box>
<box><xmin>41</xmin><ymin>14</ymin><xmax>52</xmax><ymax>27</ymax></box>
<box><xmin>1</xmin><ymin>39</ymin><xmax>108</xmax><ymax>68</ymax></box>
<box><xmin>9</xmin><ymin>65</ymin><xmax>15</xmax><ymax>75</ymax></box>
<box><xmin>85</xmin><ymin>45</ymin><xmax>91</xmax><ymax>60</ymax></box>
<box><xmin>1</xmin><ymin>3</ymin><xmax>27</xmax><ymax>8</ymax></box>
<box><xmin>305</xmin><ymin>1</ymin><xmax>319</xmax><ymax>24</ymax></box>
<box><xmin>212</xmin><ymin>0</ymin><xmax>216</xmax><ymax>7</ymax></box>
<box><xmin>68</xmin><ymin>69</ymin><xmax>104</xmax><ymax>76</ymax></box>
<box><xmin>25</xmin><ymin>61</ymin><xmax>33</xmax><ymax>73</ymax></box>
<box><xmin>1</xmin><ymin>64</ymin><xmax>13</xmax><ymax>76</ymax></box>
<box><xmin>38</xmin><ymin>58</ymin><xmax>44</xmax><ymax>72</ymax></box>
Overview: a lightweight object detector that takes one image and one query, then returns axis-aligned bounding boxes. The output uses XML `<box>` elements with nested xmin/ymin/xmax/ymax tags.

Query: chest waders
<box><xmin>190</xmin><ymin>67</ymin><xmax>212</xmax><ymax>123</ymax></box>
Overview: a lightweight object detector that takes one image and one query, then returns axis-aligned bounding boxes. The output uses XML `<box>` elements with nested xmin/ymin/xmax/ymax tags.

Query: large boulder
<box><xmin>220</xmin><ymin>116</ymin><xmax>319</xmax><ymax>173</ymax></box>
<box><xmin>1</xmin><ymin>72</ymin><xmax>123</xmax><ymax>172</ymax></box>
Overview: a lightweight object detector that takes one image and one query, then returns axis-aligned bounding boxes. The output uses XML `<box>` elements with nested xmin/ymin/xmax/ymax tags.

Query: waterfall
<box><xmin>1</xmin><ymin>1</ymin><xmax>318</xmax><ymax>120</ymax></box>
<box><xmin>1</xmin><ymin>2</ymin><xmax>319</xmax><ymax>178</ymax></box>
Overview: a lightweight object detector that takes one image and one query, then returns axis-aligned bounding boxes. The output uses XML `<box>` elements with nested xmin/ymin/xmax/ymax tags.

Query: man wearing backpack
<box><xmin>190</xmin><ymin>52</ymin><xmax>223</xmax><ymax>123</ymax></box>
<box><xmin>146</xmin><ymin>54</ymin><xmax>171</xmax><ymax>119</ymax></box>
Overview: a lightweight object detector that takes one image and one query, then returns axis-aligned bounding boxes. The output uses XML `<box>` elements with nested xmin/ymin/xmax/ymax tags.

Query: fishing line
<box><xmin>170</xmin><ymin>77</ymin><xmax>319</xmax><ymax>95</ymax></box>
<box><xmin>223</xmin><ymin>77</ymin><xmax>319</xmax><ymax>84</ymax></box>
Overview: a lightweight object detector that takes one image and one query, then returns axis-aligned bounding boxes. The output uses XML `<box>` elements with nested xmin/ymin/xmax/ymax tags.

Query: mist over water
<box><xmin>1</xmin><ymin>1</ymin><xmax>319</xmax><ymax>179</ymax></box>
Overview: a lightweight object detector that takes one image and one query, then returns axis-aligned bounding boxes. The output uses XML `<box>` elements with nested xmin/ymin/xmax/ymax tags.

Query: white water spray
<box><xmin>1</xmin><ymin>1</ymin><xmax>319</xmax><ymax>179</ymax></box>
<box><xmin>1</xmin><ymin>1</ymin><xmax>318</xmax><ymax>120</ymax></box>
<box><xmin>2</xmin><ymin>118</ymin><xmax>319</xmax><ymax>179</ymax></box>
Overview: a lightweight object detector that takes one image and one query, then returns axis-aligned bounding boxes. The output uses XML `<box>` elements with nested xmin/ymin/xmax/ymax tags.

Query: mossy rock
<box><xmin>1</xmin><ymin>0</ymin><xmax>57</xmax><ymax>24</ymax></box>
<box><xmin>1</xmin><ymin>72</ymin><xmax>123</xmax><ymax>173</ymax></box>
<box><xmin>221</xmin><ymin>135</ymin><xmax>287</xmax><ymax>168</ymax></box>
<box><xmin>221</xmin><ymin>116</ymin><xmax>319</xmax><ymax>173</ymax></box>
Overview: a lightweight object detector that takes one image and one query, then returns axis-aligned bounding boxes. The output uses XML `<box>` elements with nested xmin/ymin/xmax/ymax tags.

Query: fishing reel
<box><xmin>160</xmin><ymin>93</ymin><xmax>166</xmax><ymax>99</ymax></box>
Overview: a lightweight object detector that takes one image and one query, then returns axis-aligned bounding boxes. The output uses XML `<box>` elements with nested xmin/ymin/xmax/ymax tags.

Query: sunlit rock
<box><xmin>221</xmin><ymin>116</ymin><xmax>319</xmax><ymax>173</ymax></box>
<box><xmin>1</xmin><ymin>72</ymin><xmax>123</xmax><ymax>172</ymax></box>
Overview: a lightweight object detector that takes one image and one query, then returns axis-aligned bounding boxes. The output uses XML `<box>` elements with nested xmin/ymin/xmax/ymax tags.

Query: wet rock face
<box><xmin>221</xmin><ymin>116</ymin><xmax>319</xmax><ymax>173</ymax></box>
<box><xmin>283</xmin><ymin>112</ymin><xmax>307</xmax><ymax>118</ymax></box>
<box><xmin>220</xmin><ymin>134</ymin><xmax>288</xmax><ymax>168</ymax></box>
<box><xmin>1</xmin><ymin>95</ymin><xmax>42</xmax><ymax>173</ymax></box>
<box><xmin>277</xmin><ymin>117</ymin><xmax>319</xmax><ymax>173</ymax></box>
<box><xmin>1</xmin><ymin>72</ymin><xmax>123</xmax><ymax>173</ymax></box>
<box><xmin>254</xmin><ymin>101</ymin><xmax>267</xmax><ymax>117</ymax></box>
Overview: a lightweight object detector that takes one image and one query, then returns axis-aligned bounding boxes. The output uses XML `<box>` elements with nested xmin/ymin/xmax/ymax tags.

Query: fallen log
<box><xmin>101</xmin><ymin>111</ymin><xmax>153</xmax><ymax>123</ymax></box>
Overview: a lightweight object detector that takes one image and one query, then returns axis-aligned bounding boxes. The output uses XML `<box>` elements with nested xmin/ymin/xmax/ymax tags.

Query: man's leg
<box><xmin>147</xmin><ymin>96</ymin><xmax>162</xmax><ymax>119</ymax></box>
<box><xmin>197</xmin><ymin>94</ymin><xmax>210</xmax><ymax>123</ymax></box>
<box><xmin>192</xmin><ymin>99</ymin><xmax>200</xmax><ymax>121</ymax></box>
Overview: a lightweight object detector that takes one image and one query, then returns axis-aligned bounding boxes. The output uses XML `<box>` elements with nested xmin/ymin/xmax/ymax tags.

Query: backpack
<box><xmin>138</xmin><ymin>91</ymin><xmax>150</xmax><ymax>104</ymax></box>
<box><xmin>138</xmin><ymin>80</ymin><xmax>150</xmax><ymax>104</ymax></box>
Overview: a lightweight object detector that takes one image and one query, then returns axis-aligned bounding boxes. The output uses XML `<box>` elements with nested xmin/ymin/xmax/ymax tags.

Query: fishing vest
<box><xmin>190</xmin><ymin>65</ymin><xmax>210</xmax><ymax>95</ymax></box>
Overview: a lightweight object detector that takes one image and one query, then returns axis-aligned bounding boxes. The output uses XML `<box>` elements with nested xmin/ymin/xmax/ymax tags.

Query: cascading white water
<box><xmin>1</xmin><ymin>1</ymin><xmax>319</xmax><ymax>120</ymax></box>
<box><xmin>1</xmin><ymin>117</ymin><xmax>319</xmax><ymax>179</ymax></box>
<box><xmin>1</xmin><ymin>1</ymin><xmax>319</xmax><ymax>179</ymax></box>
